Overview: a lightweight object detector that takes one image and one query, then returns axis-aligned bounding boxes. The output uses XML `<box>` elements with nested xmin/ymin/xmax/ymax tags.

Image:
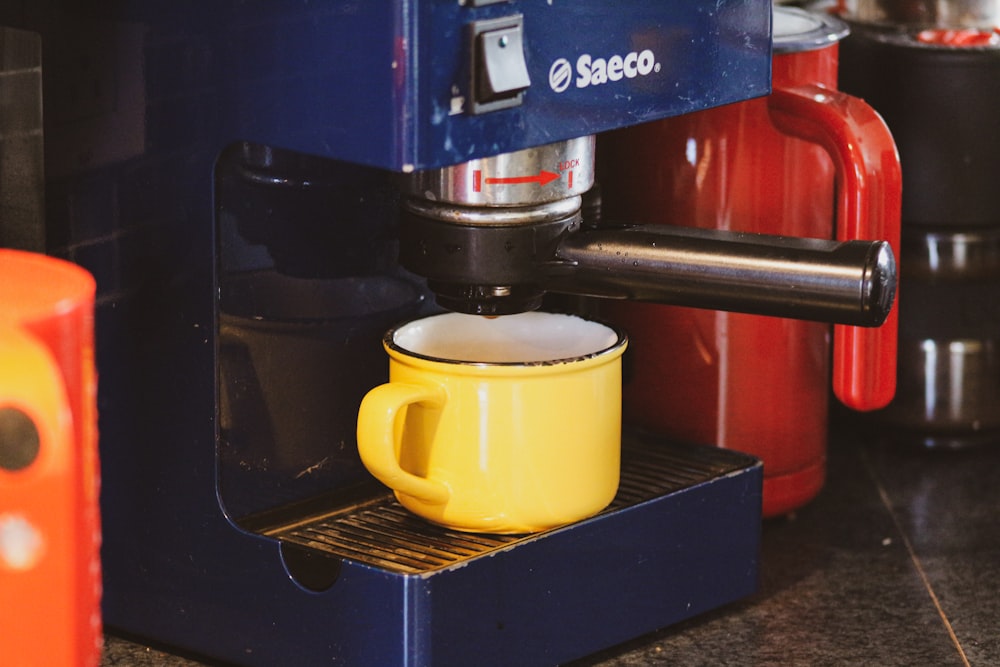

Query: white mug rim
<box><xmin>385</xmin><ymin>311</ymin><xmax>627</xmax><ymax>367</ymax></box>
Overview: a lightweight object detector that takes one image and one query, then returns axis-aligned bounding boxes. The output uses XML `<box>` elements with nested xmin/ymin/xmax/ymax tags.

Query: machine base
<box><xmin>105</xmin><ymin>435</ymin><xmax>761</xmax><ymax>667</ymax></box>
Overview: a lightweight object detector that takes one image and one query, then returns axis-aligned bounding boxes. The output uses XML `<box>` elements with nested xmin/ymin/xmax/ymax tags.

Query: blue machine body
<box><xmin>217</xmin><ymin>1</ymin><xmax>773</xmax><ymax>170</ymax></box>
<box><xmin>1</xmin><ymin>1</ymin><xmax>770</xmax><ymax>664</ymax></box>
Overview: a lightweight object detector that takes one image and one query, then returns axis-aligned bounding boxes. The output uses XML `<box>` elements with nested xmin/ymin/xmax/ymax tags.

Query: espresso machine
<box><xmin>3</xmin><ymin>2</ymin><xmax>898</xmax><ymax>665</ymax></box>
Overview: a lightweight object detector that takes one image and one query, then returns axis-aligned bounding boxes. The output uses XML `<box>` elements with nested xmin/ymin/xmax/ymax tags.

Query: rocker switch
<box><xmin>471</xmin><ymin>16</ymin><xmax>530</xmax><ymax>113</ymax></box>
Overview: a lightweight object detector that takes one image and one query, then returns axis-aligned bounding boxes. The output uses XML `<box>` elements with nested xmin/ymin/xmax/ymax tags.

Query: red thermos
<box><xmin>598</xmin><ymin>7</ymin><xmax>901</xmax><ymax>517</ymax></box>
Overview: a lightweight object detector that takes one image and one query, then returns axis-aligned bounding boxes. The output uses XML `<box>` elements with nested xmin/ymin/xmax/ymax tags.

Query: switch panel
<box><xmin>470</xmin><ymin>15</ymin><xmax>530</xmax><ymax>114</ymax></box>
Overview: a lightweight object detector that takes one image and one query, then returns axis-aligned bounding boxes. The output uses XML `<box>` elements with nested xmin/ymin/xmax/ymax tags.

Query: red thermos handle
<box><xmin>769</xmin><ymin>85</ymin><xmax>901</xmax><ymax>411</ymax></box>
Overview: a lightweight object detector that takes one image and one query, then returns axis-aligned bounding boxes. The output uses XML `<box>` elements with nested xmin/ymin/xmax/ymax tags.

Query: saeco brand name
<box><xmin>548</xmin><ymin>49</ymin><xmax>659</xmax><ymax>93</ymax></box>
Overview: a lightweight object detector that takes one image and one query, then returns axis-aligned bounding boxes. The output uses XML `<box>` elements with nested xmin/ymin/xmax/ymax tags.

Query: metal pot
<box><xmin>838</xmin><ymin>17</ymin><xmax>1000</xmax><ymax>448</ymax></box>
<box><xmin>839</xmin><ymin>0</ymin><xmax>1000</xmax><ymax>29</ymax></box>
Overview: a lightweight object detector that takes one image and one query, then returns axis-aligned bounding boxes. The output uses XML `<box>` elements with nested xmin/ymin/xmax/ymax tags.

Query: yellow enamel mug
<box><xmin>357</xmin><ymin>311</ymin><xmax>627</xmax><ymax>534</ymax></box>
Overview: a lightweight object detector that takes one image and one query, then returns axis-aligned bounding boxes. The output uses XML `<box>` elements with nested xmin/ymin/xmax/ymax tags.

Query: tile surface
<box><xmin>571</xmin><ymin>419</ymin><xmax>999</xmax><ymax>667</ymax></box>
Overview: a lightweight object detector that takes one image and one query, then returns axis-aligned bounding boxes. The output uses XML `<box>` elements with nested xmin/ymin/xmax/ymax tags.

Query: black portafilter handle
<box><xmin>399</xmin><ymin>208</ymin><xmax>897</xmax><ymax>323</ymax></box>
<box><xmin>550</xmin><ymin>225</ymin><xmax>897</xmax><ymax>327</ymax></box>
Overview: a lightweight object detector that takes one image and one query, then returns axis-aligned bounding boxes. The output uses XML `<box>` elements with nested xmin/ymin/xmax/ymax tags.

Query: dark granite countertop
<box><xmin>101</xmin><ymin>419</ymin><xmax>1000</xmax><ymax>666</ymax></box>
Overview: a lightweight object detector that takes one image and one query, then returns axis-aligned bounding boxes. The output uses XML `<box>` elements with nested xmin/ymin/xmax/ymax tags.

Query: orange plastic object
<box><xmin>0</xmin><ymin>249</ymin><xmax>101</xmax><ymax>667</ymax></box>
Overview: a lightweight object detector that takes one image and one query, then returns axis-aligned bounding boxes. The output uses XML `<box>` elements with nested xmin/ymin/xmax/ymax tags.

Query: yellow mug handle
<box><xmin>356</xmin><ymin>382</ymin><xmax>450</xmax><ymax>505</ymax></box>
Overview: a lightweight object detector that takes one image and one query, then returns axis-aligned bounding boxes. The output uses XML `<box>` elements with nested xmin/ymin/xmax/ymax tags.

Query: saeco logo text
<box><xmin>548</xmin><ymin>49</ymin><xmax>659</xmax><ymax>94</ymax></box>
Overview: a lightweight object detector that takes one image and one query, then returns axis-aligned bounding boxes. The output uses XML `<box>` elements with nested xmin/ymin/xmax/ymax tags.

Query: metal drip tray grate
<box><xmin>264</xmin><ymin>435</ymin><xmax>756</xmax><ymax>575</ymax></box>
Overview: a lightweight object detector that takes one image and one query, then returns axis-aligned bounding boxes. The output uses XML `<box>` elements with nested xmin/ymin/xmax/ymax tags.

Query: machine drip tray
<box><xmin>182</xmin><ymin>433</ymin><xmax>761</xmax><ymax>667</ymax></box>
<box><xmin>262</xmin><ymin>436</ymin><xmax>757</xmax><ymax>576</ymax></box>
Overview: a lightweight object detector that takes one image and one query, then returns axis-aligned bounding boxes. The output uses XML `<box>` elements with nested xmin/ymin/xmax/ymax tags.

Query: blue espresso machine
<box><xmin>2</xmin><ymin>2</ymin><xmax>770</xmax><ymax>665</ymax></box>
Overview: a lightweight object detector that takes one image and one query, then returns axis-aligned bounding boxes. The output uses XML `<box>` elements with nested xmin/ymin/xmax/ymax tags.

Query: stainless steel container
<box><xmin>886</xmin><ymin>230</ymin><xmax>1000</xmax><ymax>448</ymax></box>
<box><xmin>838</xmin><ymin>12</ymin><xmax>1000</xmax><ymax>448</ymax></box>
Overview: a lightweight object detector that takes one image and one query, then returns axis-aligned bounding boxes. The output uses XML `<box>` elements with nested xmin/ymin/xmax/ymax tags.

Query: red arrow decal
<box><xmin>484</xmin><ymin>170</ymin><xmax>560</xmax><ymax>187</ymax></box>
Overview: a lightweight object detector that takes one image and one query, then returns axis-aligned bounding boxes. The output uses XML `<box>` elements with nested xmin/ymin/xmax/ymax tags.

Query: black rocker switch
<box><xmin>471</xmin><ymin>15</ymin><xmax>530</xmax><ymax>113</ymax></box>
